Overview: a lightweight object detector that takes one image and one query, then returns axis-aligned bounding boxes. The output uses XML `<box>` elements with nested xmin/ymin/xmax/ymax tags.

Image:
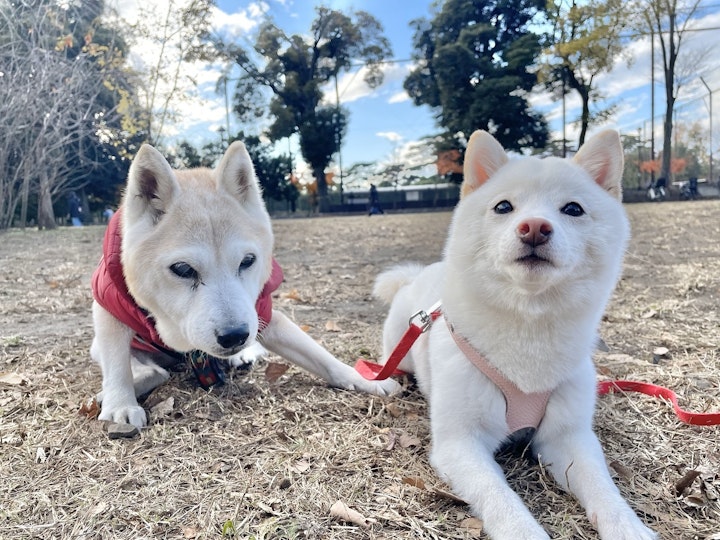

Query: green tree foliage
<box><xmin>220</xmin><ymin>6</ymin><xmax>392</xmax><ymax>212</ymax></box>
<box><xmin>169</xmin><ymin>134</ymin><xmax>294</xmax><ymax>204</ymax></box>
<box><xmin>540</xmin><ymin>0</ymin><xmax>628</xmax><ymax>148</ymax></box>
<box><xmin>404</xmin><ymin>0</ymin><xmax>549</xmax><ymax>152</ymax></box>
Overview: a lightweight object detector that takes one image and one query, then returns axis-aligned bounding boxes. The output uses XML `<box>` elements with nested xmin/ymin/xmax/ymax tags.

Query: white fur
<box><xmin>92</xmin><ymin>141</ymin><xmax>399</xmax><ymax>428</ymax></box>
<box><xmin>375</xmin><ymin>130</ymin><xmax>657</xmax><ymax>539</ymax></box>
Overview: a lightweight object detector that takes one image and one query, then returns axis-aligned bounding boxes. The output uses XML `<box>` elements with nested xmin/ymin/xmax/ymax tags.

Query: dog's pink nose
<box><xmin>517</xmin><ymin>218</ymin><xmax>553</xmax><ymax>246</ymax></box>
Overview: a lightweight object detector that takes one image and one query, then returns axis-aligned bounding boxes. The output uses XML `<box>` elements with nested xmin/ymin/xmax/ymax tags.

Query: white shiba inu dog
<box><xmin>374</xmin><ymin>130</ymin><xmax>657</xmax><ymax>539</ymax></box>
<box><xmin>90</xmin><ymin>141</ymin><xmax>398</xmax><ymax>429</ymax></box>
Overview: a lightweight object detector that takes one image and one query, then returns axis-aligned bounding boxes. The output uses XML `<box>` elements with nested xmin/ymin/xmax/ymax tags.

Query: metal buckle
<box><xmin>408</xmin><ymin>302</ymin><xmax>442</xmax><ymax>333</ymax></box>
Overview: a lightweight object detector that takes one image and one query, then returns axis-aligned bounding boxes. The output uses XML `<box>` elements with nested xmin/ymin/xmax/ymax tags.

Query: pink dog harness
<box><xmin>91</xmin><ymin>210</ymin><xmax>283</xmax><ymax>386</ymax></box>
<box><xmin>445</xmin><ymin>318</ymin><xmax>551</xmax><ymax>436</ymax></box>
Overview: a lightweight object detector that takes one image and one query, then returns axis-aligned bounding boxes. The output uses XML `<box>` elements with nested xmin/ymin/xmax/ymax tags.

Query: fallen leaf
<box><xmin>433</xmin><ymin>487</ymin><xmax>467</xmax><ymax>505</ymax></box>
<box><xmin>325</xmin><ymin>320</ymin><xmax>342</xmax><ymax>332</ymax></box>
<box><xmin>385</xmin><ymin>430</ymin><xmax>397</xmax><ymax>451</ymax></box>
<box><xmin>329</xmin><ymin>500</ymin><xmax>374</xmax><ymax>528</ymax></box>
<box><xmin>265</xmin><ymin>362</ymin><xmax>290</xmax><ymax>383</ymax></box>
<box><xmin>459</xmin><ymin>517</ymin><xmax>484</xmax><ymax>536</ymax></box>
<box><xmin>398</xmin><ymin>432</ymin><xmax>421</xmax><ymax>448</ymax></box>
<box><xmin>683</xmin><ymin>493</ymin><xmax>706</xmax><ymax>508</ymax></box>
<box><xmin>78</xmin><ymin>398</ymin><xmax>100</xmax><ymax>419</ymax></box>
<box><xmin>290</xmin><ymin>459</ymin><xmax>311</xmax><ymax>473</ymax></box>
<box><xmin>385</xmin><ymin>403</ymin><xmax>402</xmax><ymax>418</ymax></box>
<box><xmin>609</xmin><ymin>460</ymin><xmax>632</xmax><ymax>479</ymax></box>
<box><xmin>299</xmin><ymin>324</ymin><xmax>311</xmax><ymax>332</ymax></box>
<box><xmin>402</xmin><ymin>476</ymin><xmax>426</xmax><ymax>490</ymax></box>
<box><xmin>674</xmin><ymin>469</ymin><xmax>701</xmax><ymax>496</ymax></box>
<box><xmin>281</xmin><ymin>289</ymin><xmax>303</xmax><ymax>302</ymax></box>
<box><xmin>90</xmin><ymin>500</ymin><xmax>109</xmax><ymax>517</ymax></box>
<box><xmin>151</xmin><ymin>396</ymin><xmax>174</xmax><ymax>416</ymax></box>
<box><xmin>0</xmin><ymin>372</ymin><xmax>28</xmax><ymax>386</ymax></box>
<box><xmin>182</xmin><ymin>526</ymin><xmax>200</xmax><ymax>539</ymax></box>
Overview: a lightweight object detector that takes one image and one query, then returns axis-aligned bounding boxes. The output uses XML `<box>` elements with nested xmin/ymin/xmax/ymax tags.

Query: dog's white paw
<box><xmin>595</xmin><ymin>509</ymin><xmax>658</xmax><ymax>540</ymax></box>
<box><xmin>343</xmin><ymin>374</ymin><xmax>401</xmax><ymax>396</ymax></box>
<box><xmin>98</xmin><ymin>400</ymin><xmax>147</xmax><ymax>428</ymax></box>
<box><xmin>229</xmin><ymin>342</ymin><xmax>267</xmax><ymax>368</ymax></box>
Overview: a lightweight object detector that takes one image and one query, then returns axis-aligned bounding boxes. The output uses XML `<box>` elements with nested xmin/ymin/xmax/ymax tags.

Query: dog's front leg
<box><xmin>259</xmin><ymin>310</ymin><xmax>400</xmax><ymax>396</ymax></box>
<box><xmin>534</xmin><ymin>426</ymin><xmax>657</xmax><ymax>540</ymax></box>
<box><xmin>90</xmin><ymin>302</ymin><xmax>148</xmax><ymax>428</ymax></box>
<box><xmin>533</xmin><ymin>370</ymin><xmax>658</xmax><ymax>540</ymax></box>
<box><xmin>429</xmin><ymin>429</ymin><xmax>550</xmax><ymax>540</ymax></box>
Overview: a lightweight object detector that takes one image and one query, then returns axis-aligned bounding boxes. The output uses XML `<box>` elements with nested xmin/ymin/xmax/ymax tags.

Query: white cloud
<box><xmin>388</xmin><ymin>91</ymin><xmax>409</xmax><ymax>104</ymax></box>
<box><xmin>376</xmin><ymin>131</ymin><xmax>403</xmax><ymax>143</ymax></box>
<box><xmin>324</xmin><ymin>62</ymin><xmax>413</xmax><ymax>105</ymax></box>
<box><xmin>211</xmin><ymin>1</ymin><xmax>268</xmax><ymax>39</ymax></box>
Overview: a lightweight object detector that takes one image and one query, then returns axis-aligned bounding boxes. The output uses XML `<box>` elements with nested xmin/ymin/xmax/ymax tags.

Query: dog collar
<box><xmin>445</xmin><ymin>316</ymin><xmax>551</xmax><ymax>441</ymax></box>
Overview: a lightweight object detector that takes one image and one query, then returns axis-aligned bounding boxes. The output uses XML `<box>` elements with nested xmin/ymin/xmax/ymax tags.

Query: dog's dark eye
<box><xmin>170</xmin><ymin>262</ymin><xmax>198</xmax><ymax>280</ymax></box>
<box><xmin>561</xmin><ymin>202</ymin><xmax>585</xmax><ymax>217</ymax></box>
<box><xmin>494</xmin><ymin>200</ymin><xmax>513</xmax><ymax>214</ymax></box>
<box><xmin>239</xmin><ymin>254</ymin><xmax>256</xmax><ymax>272</ymax></box>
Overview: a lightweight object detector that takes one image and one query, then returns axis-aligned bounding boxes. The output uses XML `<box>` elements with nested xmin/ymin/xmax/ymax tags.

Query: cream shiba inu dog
<box><xmin>374</xmin><ymin>130</ymin><xmax>657</xmax><ymax>539</ymax></box>
<box><xmin>90</xmin><ymin>141</ymin><xmax>398</xmax><ymax>429</ymax></box>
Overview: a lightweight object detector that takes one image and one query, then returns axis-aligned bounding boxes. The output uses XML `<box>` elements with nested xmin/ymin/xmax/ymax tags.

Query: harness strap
<box><xmin>446</xmin><ymin>318</ymin><xmax>551</xmax><ymax>434</ymax></box>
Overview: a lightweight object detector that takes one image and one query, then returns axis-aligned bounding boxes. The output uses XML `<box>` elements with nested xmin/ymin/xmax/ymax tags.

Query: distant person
<box><xmin>647</xmin><ymin>177</ymin><xmax>666</xmax><ymax>201</ymax></box>
<box><xmin>368</xmin><ymin>184</ymin><xmax>384</xmax><ymax>216</ymax></box>
<box><xmin>102</xmin><ymin>206</ymin><xmax>115</xmax><ymax>223</ymax></box>
<box><xmin>67</xmin><ymin>191</ymin><xmax>83</xmax><ymax>226</ymax></box>
<box><xmin>688</xmin><ymin>177</ymin><xmax>698</xmax><ymax>198</ymax></box>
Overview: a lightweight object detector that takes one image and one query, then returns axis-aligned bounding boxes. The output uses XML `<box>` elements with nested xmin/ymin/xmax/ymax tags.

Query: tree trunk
<box><xmin>37</xmin><ymin>172</ymin><xmax>57</xmax><ymax>230</ymax></box>
<box><xmin>660</xmin><ymin>69</ymin><xmax>675</xmax><ymax>183</ymax></box>
<box><xmin>19</xmin><ymin>159</ymin><xmax>31</xmax><ymax>230</ymax></box>
<box><xmin>661</xmin><ymin>101</ymin><xmax>674</xmax><ymax>183</ymax></box>
<box><xmin>314</xmin><ymin>168</ymin><xmax>330</xmax><ymax>213</ymax></box>
<box><xmin>578</xmin><ymin>88</ymin><xmax>590</xmax><ymax>148</ymax></box>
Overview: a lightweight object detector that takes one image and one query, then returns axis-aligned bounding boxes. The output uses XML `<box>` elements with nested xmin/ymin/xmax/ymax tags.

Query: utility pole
<box><xmin>700</xmin><ymin>76</ymin><xmax>713</xmax><ymax>185</ymax></box>
<box><xmin>334</xmin><ymin>74</ymin><xmax>344</xmax><ymax>204</ymax></box>
<box><xmin>650</xmin><ymin>28</ymin><xmax>655</xmax><ymax>186</ymax></box>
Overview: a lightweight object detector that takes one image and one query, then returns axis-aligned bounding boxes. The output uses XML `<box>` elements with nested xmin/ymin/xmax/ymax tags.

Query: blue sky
<box><xmin>115</xmin><ymin>0</ymin><xmax>720</xmax><ymax>178</ymax></box>
<box><xmin>211</xmin><ymin>0</ymin><xmax>438</xmax><ymax>169</ymax></box>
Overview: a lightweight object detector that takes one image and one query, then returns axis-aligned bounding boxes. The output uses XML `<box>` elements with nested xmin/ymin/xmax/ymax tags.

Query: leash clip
<box><xmin>408</xmin><ymin>301</ymin><xmax>442</xmax><ymax>333</ymax></box>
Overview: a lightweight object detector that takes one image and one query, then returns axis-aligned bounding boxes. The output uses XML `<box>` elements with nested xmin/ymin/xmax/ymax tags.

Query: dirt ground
<box><xmin>1</xmin><ymin>200</ymin><xmax>719</xmax><ymax>539</ymax></box>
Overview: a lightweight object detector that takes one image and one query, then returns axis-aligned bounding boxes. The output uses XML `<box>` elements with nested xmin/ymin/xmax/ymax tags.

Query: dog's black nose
<box><xmin>216</xmin><ymin>325</ymin><xmax>249</xmax><ymax>349</ymax></box>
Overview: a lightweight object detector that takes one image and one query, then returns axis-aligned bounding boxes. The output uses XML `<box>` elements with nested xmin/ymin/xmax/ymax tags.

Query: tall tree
<box><xmin>636</xmin><ymin>0</ymin><xmax>703</xmax><ymax>182</ymax></box>
<box><xmin>540</xmin><ymin>0</ymin><xmax>629</xmax><ymax>148</ymax></box>
<box><xmin>220</xmin><ymin>6</ymin><xmax>392</xmax><ymax>212</ymax></box>
<box><xmin>0</xmin><ymin>0</ymin><xmax>136</xmax><ymax>229</ymax></box>
<box><xmin>117</xmin><ymin>0</ymin><xmax>216</xmax><ymax>147</ymax></box>
<box><xmin>404</xmin><ymin>0</ymin><xmax>549</xmax><ymax>152</ymax></box>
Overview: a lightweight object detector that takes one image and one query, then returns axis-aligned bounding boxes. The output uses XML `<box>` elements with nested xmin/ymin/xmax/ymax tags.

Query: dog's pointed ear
<box><xmin>573</xmin><ymin>130</ymin><xmax>624</xmax><ymax>200</ymax></box>
<box><xmin>216</xmin><ymin>141</ymin><xmax>264</xmax><ymax>208</ymax></box>
<box><xmin>461</xmin><ymin>130</ymin><xmax>509</xmax><ymax>198</ymax></box>
<box><xmin>124</xmin><ymin>144</ymin><xmax>179</xmax><ymax>224</ymax></box>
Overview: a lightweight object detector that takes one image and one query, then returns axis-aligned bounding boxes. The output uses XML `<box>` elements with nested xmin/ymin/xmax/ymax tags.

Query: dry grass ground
<box><xmin>1</xmin><ymin>200</ymin><xmax>719</xmax><ymax>539</ymax></box>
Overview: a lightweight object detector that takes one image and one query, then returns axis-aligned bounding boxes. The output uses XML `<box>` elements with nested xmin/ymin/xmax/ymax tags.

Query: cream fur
<box><xmin>375</xmin><ymin>130</ymin><xmax>657</xmax><ymax>539</ymax></box>
<box><xmin>91</xmin><ymin>141</ymin><xmax>399</xmax><ymax>428</ymax></box>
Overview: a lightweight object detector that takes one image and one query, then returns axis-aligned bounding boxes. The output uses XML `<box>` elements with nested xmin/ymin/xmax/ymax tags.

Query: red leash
<box><xmin>356</xmin><ymin>302</ymin><xmax>720</xmax><ymax>427</ymax></box>
<box><xmin>354</xmin><ymin>302</ymin><xmax>441</xmax><ymax>380</ymax></box>
<box><xmin>597</xmin><ymin>380</ymin><xmax>720</xmax><ymax>426</ymax></box>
